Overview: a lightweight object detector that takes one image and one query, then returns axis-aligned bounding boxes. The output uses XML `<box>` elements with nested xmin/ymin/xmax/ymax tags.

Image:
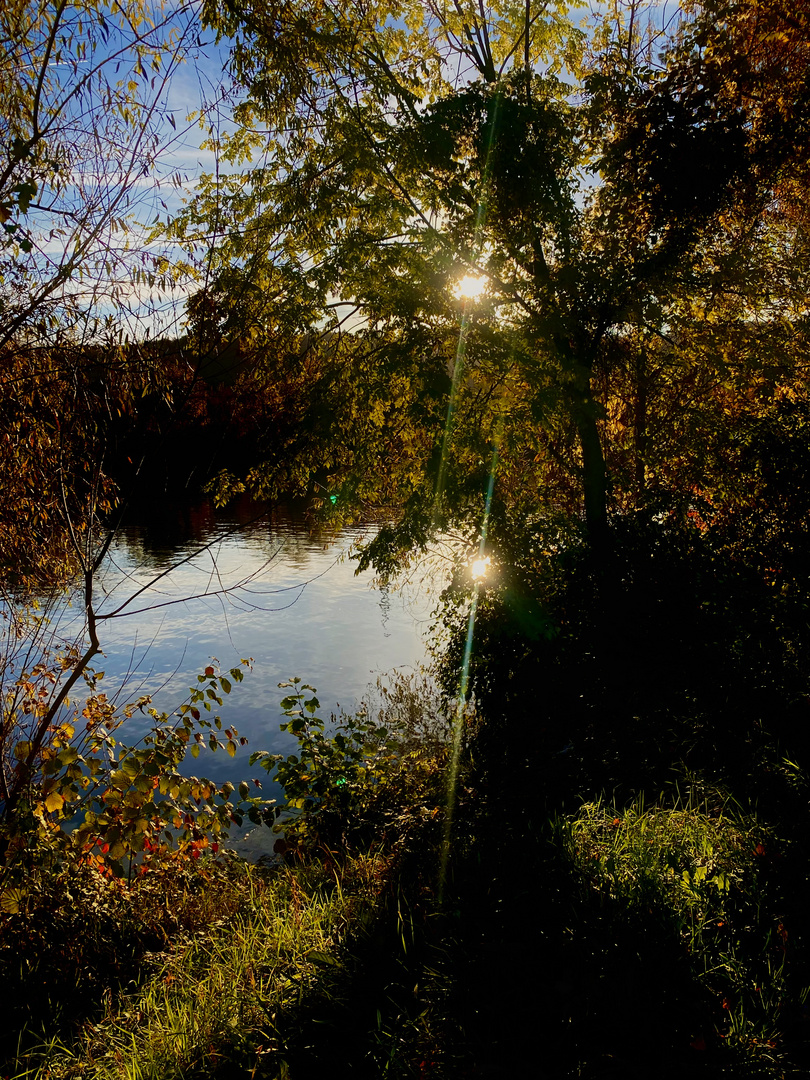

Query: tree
<box><xmin>172</xmin><ymin>0</ymin><xmax>809</xmax><ymax>567</ymax></box>
<box><xmin>0</xmin><ymin>1</ymin><xmax>285</xmax><ymax>884</ymax></box>
<box><xmin>0</xmin><ymin>0</ymin><xmax>221</xmax><ymax>587</ymax></box>
<box><xmin>0</xmin><ymin>0</ymin><xmax>211</xmax><ymax>343</ymax></box>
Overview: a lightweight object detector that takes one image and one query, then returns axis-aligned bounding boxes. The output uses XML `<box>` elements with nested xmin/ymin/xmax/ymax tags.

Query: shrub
<box><xmin>250</xmin><ymin>674</ymin><xmax>449</xmax><ymax>856</ymax></box>
<box><xmin>0</xmin><ymin>653</ymin><xmax>274</xmax><ymax>898</ymax></box>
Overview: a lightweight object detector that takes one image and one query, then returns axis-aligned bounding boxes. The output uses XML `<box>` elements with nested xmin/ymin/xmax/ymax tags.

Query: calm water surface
<box><xmin>49</xmin><ymin>498</ymin><xmax>440</xmax><ymax>850</ymax></box>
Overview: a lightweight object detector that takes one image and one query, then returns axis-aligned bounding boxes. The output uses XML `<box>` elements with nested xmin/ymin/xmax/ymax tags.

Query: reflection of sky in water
<box><xmin>66</xmin><ymin>501</ymin><xmax>438</xmax><ymax>804</ymax></box>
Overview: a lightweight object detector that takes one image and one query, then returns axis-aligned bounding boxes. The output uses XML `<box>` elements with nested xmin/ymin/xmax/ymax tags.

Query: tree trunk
<box><xmin>569</xmin><ymin>353</ymin><xmax>609</xmax><ymax>550</ymax></box>
<box><xmin>634</xmin><ymin>348</ymin><xmax>647</xmax><ymax>498</ymax></box>
<box><xmin>554</xmin><ymin>336</ymin><xmax>610</xmax><ymax>552</ymax></box>
<box><xmin>576</xmin><ymin>404</ymin><xmax>609</xmax><ymax>549</ymax></box>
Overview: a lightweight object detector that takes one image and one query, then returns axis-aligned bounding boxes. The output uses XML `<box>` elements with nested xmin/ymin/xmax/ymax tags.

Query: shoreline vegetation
<box><xmin>3</xmin><ymin>639</ymin><xmax>810</xmax><ymax>1079</ymax></box>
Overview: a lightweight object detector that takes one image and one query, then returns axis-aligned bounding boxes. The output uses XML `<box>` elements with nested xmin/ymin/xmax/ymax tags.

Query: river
<box><xmin>45</xmin><ymin>496</ymin><xmax>441</xmax><ymax>857</ymax></box>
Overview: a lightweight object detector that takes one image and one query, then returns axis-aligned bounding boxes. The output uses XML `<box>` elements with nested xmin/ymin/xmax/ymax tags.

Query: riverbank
<box><xmin>5</xmin><ymin>751</ymin><xmax>810</xmax><ymax>1079</ymax></box>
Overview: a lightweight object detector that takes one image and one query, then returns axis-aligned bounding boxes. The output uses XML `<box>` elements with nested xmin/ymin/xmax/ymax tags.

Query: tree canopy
<box><xmin>154</xmin><ymin>0</ymin><xmax>809</xmax><ymax>571</ymax></box>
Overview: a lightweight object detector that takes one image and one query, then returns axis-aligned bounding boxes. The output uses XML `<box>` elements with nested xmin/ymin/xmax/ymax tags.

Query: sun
<box><xmin>470</xmin><ymin>556</ymin><xmax>491</xmax><ymax>581</ymax></box>
<box><xmin>453</xmin><ymin>274</ymin><xmax>487</xmax><ymax>301</ymax></box>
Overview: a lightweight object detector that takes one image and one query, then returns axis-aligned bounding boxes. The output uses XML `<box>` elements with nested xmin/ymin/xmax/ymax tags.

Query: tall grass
<box><xmin>553</xmin><ymin>786</ymin><xmax>809</xmax><ymax>1072</ymax></box>
<box><xmin>9</xmin><ymin>853</ymin><xmax>388</xmax><ymax>1080</ymax></box>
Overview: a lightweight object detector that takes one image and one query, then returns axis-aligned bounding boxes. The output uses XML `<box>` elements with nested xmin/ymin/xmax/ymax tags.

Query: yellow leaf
<box><xmin>0</xmin><ymin>888</ymin><xmax>24</xmax><ymax>914</ymax></box>
<box><xmin>44</xmin><ymin>792</ymin><xmax>64</xmax><ymax>814</ymax></box>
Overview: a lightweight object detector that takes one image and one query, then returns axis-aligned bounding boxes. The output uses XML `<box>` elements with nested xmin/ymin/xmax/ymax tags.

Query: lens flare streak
<box><xmin>438</xmin><ymin>443</ymin><xmax>499</xmax><ymax>903</ymax></box>
<box><xmin>435</xmin><ymin>95</ymin><xmax>503</xmax><ymax>903</ymax></box>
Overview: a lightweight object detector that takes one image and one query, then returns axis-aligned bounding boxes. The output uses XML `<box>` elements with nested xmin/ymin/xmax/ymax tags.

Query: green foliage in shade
<box><xmin>437</xmin><ymin>503</ymin><xmax>810</xmax><ymax>807</ymax></box>
<box><xmin>557</xmin><ymin>792</ymin><xmax>763</xmax><ymax>921</ymax></box>
<box><xmin>250</xmin><ymin>677</ymin><xmax>447</xmax><ymax>854</ymax></box>
<box><xmin>553</xmin><ymin>788</ymin><xmax>809</xmax><ymax>1071</ymax></box>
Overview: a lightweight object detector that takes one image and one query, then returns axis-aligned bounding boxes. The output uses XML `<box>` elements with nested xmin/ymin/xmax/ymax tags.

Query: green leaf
<box><xmin>120</xmin><ymin>756</ymin><xmax>141</xmax><ymax>779</ymax></box>
<box><xmin>57</xmin><ymin>746</ymin><xmax>80</xmax><ymax>766</ymax></box>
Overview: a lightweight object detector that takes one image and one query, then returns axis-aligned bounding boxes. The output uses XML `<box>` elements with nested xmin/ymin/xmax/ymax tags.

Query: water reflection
<box><xmin>91</xmin><ymin>497</ymin><xmax>435</xmax><ymax>810</ymax></box>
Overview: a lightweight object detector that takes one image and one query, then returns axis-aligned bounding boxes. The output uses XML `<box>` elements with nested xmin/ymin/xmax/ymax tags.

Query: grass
<box><xmin>551</xmin><ymin>786</ymin><xmax>810</xmax><ymax>1075</ymax></box>
<box><xmin>4</xmin><ymin>759</ymin><xmax>810</xmax><ymax>1079</ymax></box>
<box><xmin>11</xmin><ymin>853</ymin><xmax>394</xmax><ymax>1080</ymax></box>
